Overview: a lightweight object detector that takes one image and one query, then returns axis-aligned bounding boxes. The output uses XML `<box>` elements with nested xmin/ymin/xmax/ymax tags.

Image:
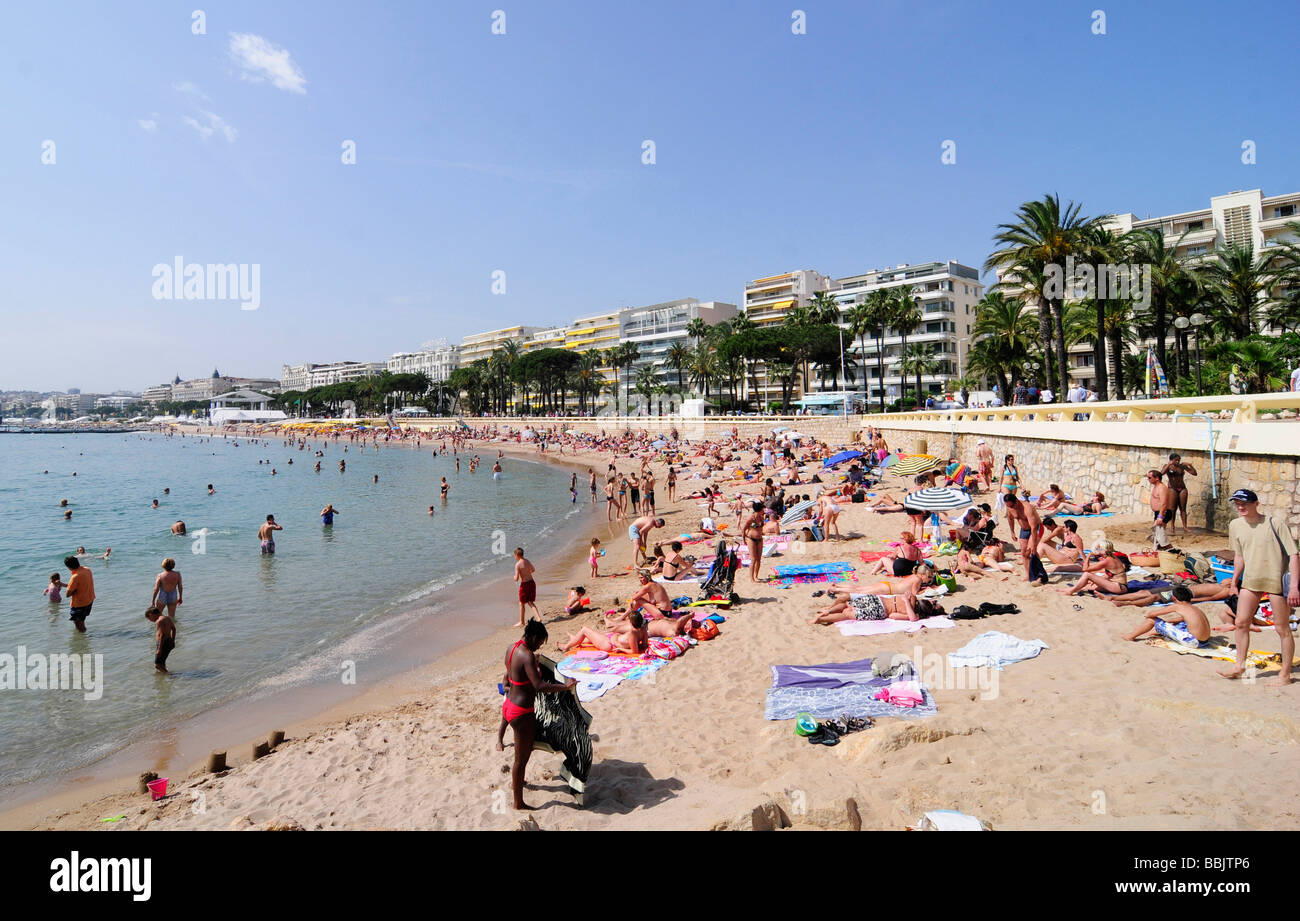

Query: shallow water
<box><xmin>0</xmin><ymin>432</ymin><xmax>578</xmax><ymax>788</ymax></box>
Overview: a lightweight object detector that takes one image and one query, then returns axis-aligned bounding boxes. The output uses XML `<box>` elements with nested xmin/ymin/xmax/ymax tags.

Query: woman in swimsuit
<box><xmin>1160</xmin><ymin>453</ymin><xmax>1197</xmax><ymax>536</ymax></box>
<box><xmin>809</xmin><ymin>591</ymin><xmax>944</xmax><ymax>624</ymax></box>
<box><xmin>816</xmin><ymin>491</ymin><xmax>843</xmax><ymax>540</ymax></box>
<box><xmin>496</xmin><ymin>620</ymin><xmax>577</xmax><ymax>810</ymax></box>
<box><xmin>1000</xmin><ymin>454</ymin><xmax>1020</xmax><ymax>499</ymax></box>
<box><xmin>742</xmin><ymin>501</ymin><xmax>765</xmax><ymax>583</ymax></box>
<box><xmin>1037</xmin><ymin>518</ymin><xmax>1084</xmax><ymax>566</ymax></box>
<box><xmin>666</xmin><ymin>466</ymin><xmax>676</xmax><ymax>502</ymax></box>
<box><xmin>869</xmin><ymin>532</ymin><xmax>923</xmax><ymax>576</ymax></box>
<box><xmin>151</xmin><ymin>557</ymin><xmax>183</xmax><ymax>618</ymax></box>
<box><xmin>1055</xmin><ymin>541</ymin><xmax>1130</xmax><ymax>596</ymax></box>
<box><xmin>856</xmin><ymin>566</ymin><xmax>935</xmax><ymax>597</ymax></box>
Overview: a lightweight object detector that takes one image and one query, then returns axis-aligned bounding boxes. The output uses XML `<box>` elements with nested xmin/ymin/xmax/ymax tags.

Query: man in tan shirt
<box><xmin>1219</xmin><ymin>489</ymin><xmax>1299</xmax><ymax>685</ymax></box>
<box><xmin>64</xmin><ymin>556</ymin><xmax>95</xmax><ymax>633</ymax></box>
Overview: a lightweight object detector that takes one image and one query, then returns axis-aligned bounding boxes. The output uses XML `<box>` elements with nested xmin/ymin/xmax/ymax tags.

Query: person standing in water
<box><xmin>321</xmin><ymin>503</ymin><xmax>339</xmax><ymax>526</ymax></box>
<box><xmin>151</xmin><ymin>558</ymin><xmax>183</xmax><ymax>618</ymax></box>
<box><xmin>258</xmin><ymin>514</ymin><xmax>283</xmax><ymax>554</ymax></box>
<box><xmin>145</xmin><ymin>607</ymin><xmax>177</xmax><ymax>674</ymax></box>
<box><xmin>64</xmin><ymin>556</ymin><xmax>95</xmax><ymax>633</ymax></box>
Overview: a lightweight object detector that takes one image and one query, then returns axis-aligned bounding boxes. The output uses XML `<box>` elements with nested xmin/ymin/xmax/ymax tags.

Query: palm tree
<box><xmin>858</xmin><ymin>289</ymin><xmax>893</xmax><ymax>411</ymax></box>
<box><xmin>810</xmin><ymin>291</ymin><xmax>841</xmax><ymax>325</ymax></box>
<box><xmin>686</xmin><ymin>317</ymin><xmax>710</xmax><ymax>347</ymax></box>
<box><xmin>894</xmin><ymin>344</ymin><xmax>941</xmax><ymax>407</ymax></box>
<box><xmin>634</xmin><ymin>364</ymin><xmax>660</xmax><ymax>416</ymax></box>
<box><xmin>1208</xmin><ymin>338</ymin><xmax>1290</xmax><ymax>392</ymax></box>
<box><xmin>665</xmin><ymin>341</ymin><xmax>692</xmax><ymax>392</ymax></box>
<box><xmin>987</xmin><ymin>194</ymin><xmax>1110</xmax><ymax>395</ymax></box>
<box><xmin>970</xmin><ymin>291</ymin><xmax>1037</xmax><ymax>399</ymax></box>
<box><xmin>1202</xmin><ymin>242</ymin><xmax>1275</xmax><ymax>339</ymax></box>
<box><xmin>888</xmin><ymin>287</ymin><xmax>922</xmax><ymax>398</ymax></box>
<box><xmin>690</xmin><ymin>343</ymin><xmax>718</xmax><ymax>404</ymax></box>
<box><xmin>1124</xmin><ymin>227</ymin><xmax>1194</xmax><ymax>376</ymax></box>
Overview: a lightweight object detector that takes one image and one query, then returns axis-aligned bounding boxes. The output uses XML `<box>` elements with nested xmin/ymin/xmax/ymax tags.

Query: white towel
<box><xmin>947</xmin><ymin>630</ymin><xmax>1049</xmax><ymax>670</ymax></box>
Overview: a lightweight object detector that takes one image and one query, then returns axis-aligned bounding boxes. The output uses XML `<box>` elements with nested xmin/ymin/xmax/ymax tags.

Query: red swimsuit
<box><xmin>502</xmin><ymin>640</ymin><xmax>534</xmax><ymax>723</ymax></box>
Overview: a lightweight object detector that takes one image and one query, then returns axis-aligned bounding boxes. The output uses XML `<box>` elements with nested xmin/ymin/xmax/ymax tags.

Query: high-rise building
<box><xmin>459</xmin><ymin>326</ymin><xmax>542</xmax><ymax>366</ymax></box>
<box><xmin>619</xmin><ymin>298</ymin><xmax>738</xmax><ymax>408</ymax></box>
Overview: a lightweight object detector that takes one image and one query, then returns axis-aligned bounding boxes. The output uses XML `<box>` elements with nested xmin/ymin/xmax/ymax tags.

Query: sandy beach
<box><xmin>8</xmin><ymin>429</ymin><xmax>1298</xmax><ymax>831</ymax></box>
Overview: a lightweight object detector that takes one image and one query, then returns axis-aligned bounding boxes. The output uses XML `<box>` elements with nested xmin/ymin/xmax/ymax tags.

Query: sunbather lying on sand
<box><xmin>561</xmin><ymin>613</ymin><xmax>649</xmax><ymax>655</ymax></box>
<box><xmin>1109</xmin><ymin>580</ymin><xmax>1233</xmax><ymax>607</ymax></box>
<box><xmin>863</xmin><ymin>492</ymin><xmax>907</xmax><ymax>512</ymax></box>
<box><xmin>956</xmin><ymin>546</ymin><xmax>1013</xmax><ymax>580</ymax></box>
<box><xmin>809</xmin><ymin>590</ymin><xmax>944</xmax><ymax>624</ymax></box>
<box><xmin>854</xmin><ymin>567</ymin><xmax>935</xmax><ymax>596</ymax></box>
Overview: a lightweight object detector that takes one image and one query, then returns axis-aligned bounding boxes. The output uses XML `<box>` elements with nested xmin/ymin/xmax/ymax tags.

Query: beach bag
<box><xmin>935</xmin><ymin>571</ymin><xmax>958</xmax><ymax>593</ymax></box>
<box><xmin>1027</xmin><ymin>553</ymin><xmax>1049</xmax><ymax>584</ymax></box>
<box><xmin>690</xmin><ymin>620</ymin><xmax>720</xmax><ymax>641</ymax></box>
<box><xmin>1182</xmin><ymin>552</ymin><xmax>1213</xmax><ymax>582</ymax></box>
<box><xmin>851</xmin><ymin>491</ymin><xmax>866</xmax><ymax>503</ymax></box>
<box><xmin>1158</xmin><ymin>550</ymin><xmax>1185</xmax><ymax>575</ymax></box>
<box><xmin>649</xmin><ymin>636</ymin><xmax>690</xmax><ymax>659</ymax></box>
<box><xmin>810</xmin><ymin>523</ymin><xmax>825</xmax><ymax>542</ymax></box>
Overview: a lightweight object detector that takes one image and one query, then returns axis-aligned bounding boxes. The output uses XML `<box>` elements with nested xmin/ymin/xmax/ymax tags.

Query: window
<box><xmin>1186</xmin><ymin>220</ymin><xmax>1205</xmax><ymax>231</ymax></box>
<box><xmin>1276</xmin><ymin>205</ymin><xmax>1297</xmax><ymax>218</ymax></box>
<box><xmin>1186</xmin><ymin>244</ymin><xmax>1208</xmax><ymax>256</ymax></box>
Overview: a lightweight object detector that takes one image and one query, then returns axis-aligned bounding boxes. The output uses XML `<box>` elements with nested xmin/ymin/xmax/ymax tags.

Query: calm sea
<box><xmin>0</xmin><ymin>432</ymin><xmax>581</xmax><ymax>789</ymax></box>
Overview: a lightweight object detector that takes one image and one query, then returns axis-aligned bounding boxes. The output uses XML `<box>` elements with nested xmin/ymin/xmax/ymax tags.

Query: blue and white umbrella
<box><xmin>902</xmin><ymin>487</ymin><xmax>972</xmax><ymax>512</ymax></box>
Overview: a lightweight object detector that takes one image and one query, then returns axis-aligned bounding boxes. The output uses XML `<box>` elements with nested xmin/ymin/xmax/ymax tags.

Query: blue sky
<box><xmin>2</xmin><ymin>0</ymin><xmax>1297</xmax><ymax>392</ymax></box>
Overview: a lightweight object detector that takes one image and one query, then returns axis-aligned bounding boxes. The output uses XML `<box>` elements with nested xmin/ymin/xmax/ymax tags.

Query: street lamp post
<box><xmin>1174</xmin><ymin>313</ymin><xmax>1207</xmax><ymax>396</ymax></box>
<box><xmin>838</xmin><ymin>323</ymin><xmax>848</xmax><ymax>419</ymax></box>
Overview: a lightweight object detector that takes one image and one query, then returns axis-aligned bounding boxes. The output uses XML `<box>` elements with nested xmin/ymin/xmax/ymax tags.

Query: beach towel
<box><xmin>859</xmin><ymin>550</ymin><xmax>895</xmax><ymax>563</ymax></box>
<box><xmin>765</xmin><ymin>682</ymin><xmax>938</xmax><ymax>721</ymax></box>
<box><xmin>555</xmin><ymin>669</ymin><xmax>626</xmax><ymax>702</ymax></box>
<box><xmin>557</xmin><ymin>650</ymin><xmax>666</xmax><ymax>682</ymax></box>
<box><xmin>947</xmin><ymin>631</ymin><xmax>1049</xmax><ymax>670</ymax></box>
<box><xmin>836</xmin><ymin>615</ymin><xmax>956</xmax><ymax>636</ymax></box>
<box><xmin>534</xmin><ymin>655</ymin><xmax>594</xmax><ymax>799</ymax></box>
<box><xmin>653</xmin><ymin>575</ymin><xmax>701</xmax><ymax>585</ymax></box>
<box><xmin>1055</xmin><ymin>511</ymin><xmax>1114</xmax><ymax>518</ymax></box>
<box><xmin>771</xmin><ymin>658</ymin><xmax>875</xmax><ymax>689</ymax></box>
<box><xmin>874</xmin><ymin>680</ymin><xmax>925</xmax><ymax>708</ymax></box>
<box><xmin>1144</xmin><ymin>636</ymin><xmax>1296</xmax><ymax>669</ymax></box>
<box><xmin>773</xmin><ymin>562</ymin><xmax>855</xmax><ymax>576</ymax></box>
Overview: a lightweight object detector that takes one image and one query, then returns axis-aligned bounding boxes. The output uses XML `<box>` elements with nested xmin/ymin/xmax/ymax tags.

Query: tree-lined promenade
<box><xmin>271</xmin><ymin>197</ymin><xmax>1300</xmax><ymax>419</ymax></box>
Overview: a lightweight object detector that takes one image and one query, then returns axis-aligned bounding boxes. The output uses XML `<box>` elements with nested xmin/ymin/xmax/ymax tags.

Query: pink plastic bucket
<box><xmin>147</xmin><ymin>778</ymin><xmax>169</xmax><ymax>800</ymax></box>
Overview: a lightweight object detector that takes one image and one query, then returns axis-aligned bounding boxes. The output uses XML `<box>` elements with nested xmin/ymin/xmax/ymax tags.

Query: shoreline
<box><xmin>0</xmin><ymin>434</ymin><xmax>603</xmax><ymax>828</ymax></box>
<box><xmin>9</xmin><ymin>428</ymin><xmax>1298</xmax><ymax>831</ymax></box>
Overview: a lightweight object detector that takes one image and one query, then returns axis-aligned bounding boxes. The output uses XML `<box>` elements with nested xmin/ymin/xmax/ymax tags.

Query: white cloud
<box><xmin>172</xmin><ymin>81</ymin><xmax>209</xmax><ymax>100</ymax></box>
<box><xmin>137</xmin><ymin>117</ymin><xmax>159</xmax><ymax>133</ymax></box>
<box><xmin>183</xmin><ymin>111</ymin><xmax>238</xmax><ymax>143</ymax></box>
<box><xmin>228</xmin><ymin>33</ymin><xmax>306</xmax><ymax>94</ymax></box>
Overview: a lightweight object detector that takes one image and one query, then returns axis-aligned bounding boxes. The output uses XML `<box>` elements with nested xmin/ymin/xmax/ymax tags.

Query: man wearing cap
<box><xmin>976</xmin><ymin>439</ymin><xmax>994</xmax><ymax>490</ymax></box>
<box><xmin>1218</xmin><ymin>489</ymin><xmax>1299</xmax><ymax>685</ymax></box>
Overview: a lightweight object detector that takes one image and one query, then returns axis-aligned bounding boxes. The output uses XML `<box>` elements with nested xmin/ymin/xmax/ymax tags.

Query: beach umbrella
<box><xmin>781</xmin><ymin>431</ymin><xmax>807</xmax><ymax>442</ymax></box>
<box><xmin>773</xmin><ymin>426</ymin><xmax>791</xmax><ymax>433</ymax></box>
<box><xmin>780</xmin><ymin>499</ymin><xmax>816</xmax><ymax>528</ymax></box>
<box><xmin>903</xmin><ymin>487</ymin><xmax>972</xmax><ymax>512</ymax></box>
<box><xmin>822</xmin><ymin>449</ymin><xmax>865</xmax><ymax>468</ymax></box>
<box><xmin>891</xmin><ymin>455</ymin><xmax>944</xmax><ymax>476</ymax></box>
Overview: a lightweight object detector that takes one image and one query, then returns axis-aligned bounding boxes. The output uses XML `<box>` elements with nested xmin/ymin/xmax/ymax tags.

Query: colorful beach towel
<box><xmin>765</xmin><ymin>681</ymin><xmax>938</xmax><ymax>720</ymax></box>
<box><xmin>1055</xmin><ymin>511</ymin><xmax>1114</xmax><ymax>518</ymax></box>
<box><xmin>836</xmin><ymin>615</ymin><xmax>956</xmax><ymax>636</ymax></box>
<box><xmin>947</xmin><ymin>631</ymin><xmax>1049</xmax><ymax>670</ymax></box>
<box><xmin>772</xmin><ymin>560</ymin><xmax>856</xmax><ymax>588</ymax></box>
<box><xmin>534</xmin><ymin>655</ymin><xmax>594</xmax><ymax>799</ymax></box>
<box><xmin>1144</xmin><ymin>636</ymin><xmax>1297</xmax><ymax>669</ymax></box>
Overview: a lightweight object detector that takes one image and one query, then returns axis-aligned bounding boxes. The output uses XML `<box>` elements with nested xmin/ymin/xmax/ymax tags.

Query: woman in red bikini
<box><xmin>495</xmin><ymin>619</ymin><xmax>576</xmax><ymax>810</ymax></box>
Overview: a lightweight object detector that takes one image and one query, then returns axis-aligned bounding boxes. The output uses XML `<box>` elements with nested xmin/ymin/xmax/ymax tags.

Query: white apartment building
<box><xmin>619</xmin><ymin>298</ymin><xmax>738</xmax><ymax>406</ymax></box>
<box><xmin>387</xmin><ymin>345</ymin><xmax>460</xmax><ymax>382</ymax></box>
<box><xmin>93</xmin><ymin>394</ymin><xmax>142</xmax><ymax>411</ymax></box>
<box><xmin>832</xmin><ymin>261</ymin><xmax>984</xmax><ymax>404</ymax></box>
<box><xmin>306</xmin><ymin>362</ymin><xmax>385</xmax><ymax>388</ymax></box>
<box><xmin>280</xmin><ymin>363</ymin><xmax>314</xmax><ymax>391</ymax></box>
<box><xmin>142</xmin><ymin>384</ymin><xmax>174</xmax><ymax>405</ymax></box>
<box><xmin>743</xmin><ymin>262</ymin><xmax>981</xmax><ymax>406</ymax></box>
<box><xmin>459</xmin><ymin>326</ymin><xmax>542</xmax><ymax>366</ymax></box>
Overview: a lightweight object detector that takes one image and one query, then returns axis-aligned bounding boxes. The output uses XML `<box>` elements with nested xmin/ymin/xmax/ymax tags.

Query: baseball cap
<box><xmin>1229</xmin><ymin>488</ymin><xmax>1258</xmax><ymax>503</ymax></box>
<box><xmin>977</xmin><ymin>439</ymin><xmax>986</xmax><ymax>444</ymax></box>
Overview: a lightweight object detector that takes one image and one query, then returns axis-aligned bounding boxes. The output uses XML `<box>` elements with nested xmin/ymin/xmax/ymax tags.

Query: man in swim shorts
<box><xmin>64</xmin><ymin>556</ymin><xmax>95</xmax><ymax>633</ymax></box>
<box><xmin>258</xmin><ymin>514</ymin><xmax>282</xmax><ymax>554</ymax></box>
<box><xmin>514</xmin><ymin>548</ymin><xmax>540</xmax><ymax>628</ymax></box>
<box><xmin>1003</xmin><ymin>494</ymin><xmax>1045</xmax><ymax>584</ymax></box>
<box><xmin>976</xmin><ymin>439</ymin><xmax>994</xmax><ymax>490</ymax></box>
<box><xmin>628</xmin><ymin>514</ymin><xmax>666</xmax><ymax>567</ymax></box>
<box><xmin>146</xmin><ymin>606</ymin><xmax>177</xmax><ymax>673</ymax></box>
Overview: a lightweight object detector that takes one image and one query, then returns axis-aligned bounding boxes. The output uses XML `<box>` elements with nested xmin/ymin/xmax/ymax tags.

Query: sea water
<box><xmin>0</xmin><ymin>432</ymin><xmax>579</xmax><ymax>789</ymax></box>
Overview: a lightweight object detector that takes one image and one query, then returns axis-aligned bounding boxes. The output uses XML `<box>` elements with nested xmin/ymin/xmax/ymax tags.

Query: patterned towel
<box><xmin>765</xmin><ymin>683</ymin><xmax>938</xmax><ymax>720</ymax></box>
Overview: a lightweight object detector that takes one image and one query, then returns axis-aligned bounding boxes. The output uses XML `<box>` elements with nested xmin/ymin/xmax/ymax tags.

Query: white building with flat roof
<box><xmin>387</xmin><ymin>345</ymin><xmax>460</xmax><ymax>382</ymax></box>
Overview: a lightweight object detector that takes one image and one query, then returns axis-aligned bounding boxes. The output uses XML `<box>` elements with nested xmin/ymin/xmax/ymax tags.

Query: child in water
<box><xmin>43</xmin><ymin>573</ymin><xmax>64</xmax><ymax>603</ymax></box>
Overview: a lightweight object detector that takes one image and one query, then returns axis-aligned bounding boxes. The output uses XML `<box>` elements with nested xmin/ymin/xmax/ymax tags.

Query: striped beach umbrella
<box><xmin>780</xmin><ymin>499</ymin><xmax>817</xmax><ymax>528</ymax></box>
<box><xmin>903</xmin><ymin>487</ymin><xmax>973</xmax><ymax>512</ymax></box>
<box><xmin>891</xmin><ymin>454</ymin><xmax>945</xmax><ymax>477</ymax></box>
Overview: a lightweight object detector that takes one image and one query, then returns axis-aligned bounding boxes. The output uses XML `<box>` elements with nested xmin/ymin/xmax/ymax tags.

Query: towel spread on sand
<box><xmin>766</xmin><ymin>658</ymin><xmax>938</xmax><ymax>720</ymax></box>
<box><xmin>836</xmin><ymin>615</ymin><xmax>956</xmax><ymax>636</ymax></box>
<box><xmin>1055</xmin><ymin>511</ymin><xmax>1114</xmax><ymax>518</ymax></box>
<box><xmin>1144</xmin><ymin>636</ymin><xmax>1297</xmax><ymax>668</ymax></box>
<box><xmin>773</xmin><ymin>562</ymin><xmax>855</xmax><ymax>576</ymax></box>
<box><xmin>556</xmin><ymin>669</ymin><xmax>626</xmax><ymax>702</ymax></box>
<box><xmin>558</xmin><ymin>651</ymin><xmax>665</xmax><ymax>682</ymax></box>
<box><xmin>947</xmin><ymin>631</ymin><xmax>1049</xmax><ymax>670</ymax></box>
<box><xmin>765</xmin><ymin>682</ymin><xmax>938</xmax><ymax>720</ymax></box>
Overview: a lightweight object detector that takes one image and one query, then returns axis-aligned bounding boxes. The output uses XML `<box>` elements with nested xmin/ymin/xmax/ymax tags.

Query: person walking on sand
<box><xmin>1147</xmin><ymin>469</ymin><xmax>1175</xmax><ymax>550</ymax></box>
<box><xmin>145</xmin><ymin>606</ymin><xmax>176</xmax><ymax>674</ymax></box>
<box><xmin>1217</xmin><ymin>489</ymin><xmax>1299</xmax><ymax>685</ymax></box>
<box><xmin>258</xmin><ymin>514</ymin><xmax>283</xmax><ymax>554</ymax></box>
<box><xmin>151</xmin><ymin>557</ymin><xmax>183</xmax><ymax>618</ymax></box>
<box><xmin>495</xmin><ymin>619</ymin><xmax>576</xmax><ymax>809</ymax></box>
<box><xmin>1160</xmin><ymin>453</ymin><xmax>1197</xmax><ymax>537</ymax></box>
<box><xmin>743</xmin><ymin>501</ymin><xmax>765</xmax><ymax>583</ymax></box>
<box><xmin>64</xmin><ymin>556</ymin><xmax>95</xmax><ymax>633</ymax></box>
<box><xmin>513</xmin><ymin>548</ymin><xmax>540</xmax><ymax>627</ymax></box>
